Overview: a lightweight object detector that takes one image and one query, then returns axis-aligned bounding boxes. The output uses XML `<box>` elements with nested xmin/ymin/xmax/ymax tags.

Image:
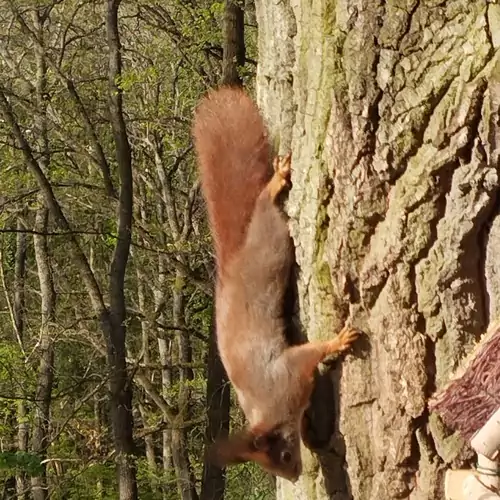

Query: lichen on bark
<box><xmin>255</xmin><ymin>0</ymin><xmax>500</xmax><ymax>499</ymax></box>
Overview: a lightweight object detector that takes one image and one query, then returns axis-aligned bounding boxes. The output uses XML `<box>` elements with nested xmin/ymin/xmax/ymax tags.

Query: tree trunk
<box><xmin>31</xmin><ymin>206</ymin><xmax>56</xmax><ymax>500</ymax></box>
<box><xmin>162</xmin><ymin>429</ymin><xmax>174</xmax><ymax>500</ymax></box>
<box><xmin>136</xmin><ymin>277</ymin><xmax>158</xmax><ymax>477</ymax></box>
<box><xmin>31</xmin><ymin>10</ymin><xmax>55</xmax><ymax>500</ymax></box>
<box><xmin>106</xmin><ymin>1</ymin><xmax>137</xmax><ymax>498</ymax></box>
<box><xmin>138</xmin><ymin>403</ymin><xmax>157</xmax><ymax>473</ymax></box>
<box><xmin>94</xmin><ymin>395</ymin><xmax>106</xmax><ymax>499</ymax></box>
<box><xmin>171</xmin><ymin>427</ymin><xmax>199</xmax><ymax>500</ymax></box>
<box><xmin>171</xmin><ymin>271</ymin><xmax>199</xmax><ymax>500</ymax></box>
<box><xmin>200</xmin><ymin>310</ymin><xmax>230</xmax><ymax>500</ymax></box>
<box><xmin>152</xmin><ymin>258</ymin><xmax>175</xmax><ymax>499</ymax></box>
<box><xmin>255</xmin><ymin>1</ymin><xmax>500</xmax><ymax>499</ymax></box>
<box><xmin>222</xmin><ymin>0</ymin><xmax>245</xmax><ymax>86</ymax></box>
<box><xmin>13</xmin><ymin>217</ymin><xmax>29</xmax><ymax>500</ymax></box>
<box><xmin>149</xmin><ymin>131</ymin><xmax>200</xmax><ymax>499</ymax></box>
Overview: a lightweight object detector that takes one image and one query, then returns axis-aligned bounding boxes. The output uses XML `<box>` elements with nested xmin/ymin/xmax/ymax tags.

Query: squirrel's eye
<box><xmin>281</xmin><ymin>451</ymin><xmax>292</xmax><ymax>464</ymax></box>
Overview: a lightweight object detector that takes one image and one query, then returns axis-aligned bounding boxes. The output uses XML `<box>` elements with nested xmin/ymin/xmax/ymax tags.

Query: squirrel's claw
<box><xmin>336</xmin><ymin>326</ymin><xmax>361</xmax><ymax>351</ymax></box>
<box><xmin>324</xmin><ymin>326</ymin><xmax>361</xmax><ymax>357</ymax></box>
<box><xmin>268</xmin><ymin>153</ymin><xmax>292</xmax><ymax>200</ymax></box>
<box><xmin>273</xmin><ymin>153</ymin><xmax>292</xmax><ymax>179</ymax></box>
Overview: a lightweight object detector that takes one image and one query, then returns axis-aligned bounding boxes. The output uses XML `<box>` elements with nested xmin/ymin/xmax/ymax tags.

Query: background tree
<box><xmin>255</xmin><ymin>1</ymin><xmax>500</xmax><ymax>499</ymax></box>
<box><xmin>0</xmin><ymin>1</ymin><xmax>272</xmax><ymax>499</ymax></box>
<box><xmin>199</xmin><ymin>1</ymin><xmax>248</xmax><ymax>500</ymax></box>
<box><xmin>221</xmin><ymin>0</ymin><xmax>245</xmax><ymax>86</ymax></box>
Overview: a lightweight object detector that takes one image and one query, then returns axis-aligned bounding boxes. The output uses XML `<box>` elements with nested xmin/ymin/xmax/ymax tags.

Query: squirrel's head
<box><xmin>208</xmin><ymin>422</ymin><xmax>302</xmax><ymax>482</ymax></box>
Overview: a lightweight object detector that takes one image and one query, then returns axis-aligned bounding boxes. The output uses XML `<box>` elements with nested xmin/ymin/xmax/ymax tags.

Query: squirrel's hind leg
<box><xmin>266</xmin><ymin>153</ymin><xmax>292</xmax><ymax>201</ymax></box>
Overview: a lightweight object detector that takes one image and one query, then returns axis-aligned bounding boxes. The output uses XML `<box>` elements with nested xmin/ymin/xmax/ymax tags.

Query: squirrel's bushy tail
<box><xmin>192</xmin><ymin>86</ymin><xmax>271</xmax><ymax>269</ymax></box>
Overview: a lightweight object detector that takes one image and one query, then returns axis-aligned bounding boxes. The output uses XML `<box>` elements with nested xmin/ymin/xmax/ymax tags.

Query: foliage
<box><xmin>0</xmin><ymin>0</ymin><xmax>265</xmax><ymax>498</ymax></box>
<box><xmin>0</xmin><ymin>451</ymin><xmax>44</xmax><ymax>476</ymax></box>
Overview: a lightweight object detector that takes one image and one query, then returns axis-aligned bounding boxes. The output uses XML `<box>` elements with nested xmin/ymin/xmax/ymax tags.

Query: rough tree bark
<box><xmin>255</xmin><ymin>1</ymin><xmax>500</xmax><ymax>499</ymax></box>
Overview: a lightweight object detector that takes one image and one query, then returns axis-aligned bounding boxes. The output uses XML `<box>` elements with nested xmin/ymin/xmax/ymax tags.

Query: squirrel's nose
<box><xmin>289</xmin><ymin>463</ymin><xmax>302</xmax><ymax>483</ymax></box>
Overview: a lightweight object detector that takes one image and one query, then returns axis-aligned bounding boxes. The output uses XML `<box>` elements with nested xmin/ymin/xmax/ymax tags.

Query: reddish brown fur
<box><xmin>192</xmin><ymin>87</ymin><xmax>360</xmax><ymax>482</ymax></box>
<box><xmin>192</xmin><ymin>86</ymin><xmax>271</xmax><ymax>270</ymax></box>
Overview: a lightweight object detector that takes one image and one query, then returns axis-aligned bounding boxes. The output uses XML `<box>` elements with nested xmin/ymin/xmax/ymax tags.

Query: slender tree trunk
<box><xmin>94</xmin><ymin>396</ymin><xmax>105</xmax><ymax>499</ymax></box>
<box><xmin>153</xmin><ymin>257</ymin><xmax>175</xmax><ymax>499</ymax></box>
<box><xmin>106</xmin><ymin>1</ymin><xmax>137</xmax><ymax>498</ymax></box>
<box><xmin>13</xmin><ymin>216</ymin><xmax>29</xmax><ymax>500</ymax></box>
<box><xmin>200</xmin><ymin>309</ymin><xmax>230</xmax><ymax>500</ymax></box>
<box><xmin>100</xmin><ymin>310</ymin><xmax>136</xmax><ymax>500</ymax></box>
<box><xmin>171</xmin><ymin>428</ymin><xmax>199</xmax><ymax>500</ymax></box>
<box><xmin>149</xmin><ymin>166</ymin><xmax>198</xmax><ymax>499</ymax></box>
<box><xmin>138</xmin><ymin>404</ymin><xmax>157</xmax><ymax>472</ymax></box>
<box><xmin>31</xmin><ymin>10</ymin><xmax>55</xmax><ymax>500</ymax></box>
<box><xmin>255</xmin><ymin>1</ymin><xmax>500</xmax><ymax>499</ymax></box>
<box><xmin>222</xmin><ymin>0</ymin><xmax>245</xmax><ymax>86</ymax></box>
<box><xmin>135</xmin><ymin>188</ymin><xmax>166</xmax><ymax>496</ymax></box>
<box><xmin>137</xmin><ymin>278</ymin><xmax>158</xmax><ymax>475</ymax></box>
<box><xmin>161</xmin><ymin>429</ymin><xmax>174</xmax><ymax>499</ymax></box>
<box><xmin>31</xmin><ymin>206</ymin><xmax>56</xmax><ymax>500</ymax></box>
<box><xmin>171</xmin><ymin>272</ymin><xmax>199</xmax><ymax>500</ymax></box>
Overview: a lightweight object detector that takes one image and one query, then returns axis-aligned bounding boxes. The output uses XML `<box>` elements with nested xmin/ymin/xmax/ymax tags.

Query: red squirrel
<box><xmin>192</xmin><ymin>86</ymin><xmax>359</xmax><ymax>482</ymax></box>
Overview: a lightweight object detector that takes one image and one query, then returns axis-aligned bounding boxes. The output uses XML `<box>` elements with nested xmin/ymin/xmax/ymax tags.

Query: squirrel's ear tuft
<box><xmin>207</xmin><ymin>430</ymin><xmax>255</xmax><ymax>467</ymax></box>
<box><xmin>252</xmin><ymin>434</ymin><xmax>270</xmax><ymax>452</ymax></box>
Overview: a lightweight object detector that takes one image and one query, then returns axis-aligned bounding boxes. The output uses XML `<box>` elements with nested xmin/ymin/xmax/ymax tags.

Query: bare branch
<box><xmin>134</xmin><ymin>371</ymin><xmax>175</xmax><ymax>424</ymax></box>
<box><xmin>6</xmin><ymin>1</ymin><xmax>117</xmax><ymax>198</ymax></box>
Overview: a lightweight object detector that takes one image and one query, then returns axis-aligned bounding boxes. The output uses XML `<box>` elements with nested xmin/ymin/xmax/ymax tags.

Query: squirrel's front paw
<box><xmin>322</xmin><ymin>327</ymin><xmax>360</xmax><ymax>359</ymax></box>
<box><xmin>272</xmin><ymin>153</ymin><xmax>292</xmax><ymax>187</ymax></box>
<box><xmin>267</xmin><ymin>153</ymin><xmax>292</xmax><ymax>200</ymax></box>
<box><xmin>336</xmin><ymin>326</ymin><xmax>361</xmax><ymax>351</ymax></box>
